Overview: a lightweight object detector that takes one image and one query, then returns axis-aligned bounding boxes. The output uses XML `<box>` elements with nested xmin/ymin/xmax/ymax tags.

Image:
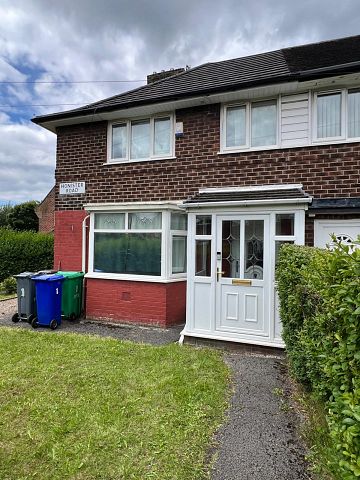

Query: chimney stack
<box><xmin>147</xmin><ymin>67</ymin><xmax>185</xmax><ymax>85</ymax></box>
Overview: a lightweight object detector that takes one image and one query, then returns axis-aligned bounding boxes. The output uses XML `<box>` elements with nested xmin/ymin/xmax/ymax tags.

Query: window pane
<box><xmin>244</xmin><ymin>220</ymin><xmax>264</xmax><ymax>279</ymax></box>
<box><xmin>172</xmin><ymin>236</ymin><xmax>187</xmax><ymax>273</ymax></box>
<box><xmin>251</xmin><ymin>101</ymin><xmax>277</xmax><ymax>147</ymax></box>
<box><xmin>94</xmin><ymin>233</ymin><xmax>161</xmax><ymax>276</ymax></box>
<box><xmin>196</xmin><ymin>215</ymin><xmax>211</xmax><ymax>235</ymax></box>
<box><xmin>317</xmin><ymin>93</ymin><xmax>341</xmax><ymax>138</ymax></box>
<box><xmin>222</xmin><ymin>220</ymin><xmax>240</xmax><ymax>278</ymax></box>
<box><xmin>131</xmin><ymin>120</ymin><xmax>150</xmax><ymax>159</ymax></box>
<box><xmin>195</xmin><ymin>240</ymin><xmax>211</xmax><ymax>276</ymax></box>
<box><xmin>112</xmin><ymin>124</ymin><xmax>127</xmax><ymax>159</ymax></box>
<box><xmin>275</xmin><ymin>214</ymin><xmax>294</xmax><ymax>236</ymax></box>
<box><xmin>94</xmin><ymin>213</ymin><xmax>125</xmax><ymax>230</ymax></box>
<box><xmin>275</xmin><ymin>240</ymin><xmax>294</xmax><ymax>265</ymax></box>
<box><xmin>226</xmin><ymin>106</ymin><xmax>246</xmax><ymax>147</ymax></box>
<box><xmin>154</xmin><ymin>117</ymin><xmax>171</xmax><ymax>155</ymax></box>
<box><xmin>348</xmin><ymin>89</ymin><xmax>360</xmax><ymax>138</ymax></box>
<box><xmin>171</xmin><ymin>213</ymin><xmax>187</xmax><ymax>230</ymax></box>
<box><xmin>128</xmin><ymin>212</ymin><xmax>162</xmax><ymax>229</ymax></box>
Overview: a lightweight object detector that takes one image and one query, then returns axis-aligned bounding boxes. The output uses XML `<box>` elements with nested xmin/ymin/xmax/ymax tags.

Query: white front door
<box><xmin>215</xmin><ymin>215</ymin><xmax>270</xmax><ymax>339</ymax></box>
<box><xmin>314</xmin><ymin>219</ymin><xmax>360</xmax><ymax>248</ymax></box>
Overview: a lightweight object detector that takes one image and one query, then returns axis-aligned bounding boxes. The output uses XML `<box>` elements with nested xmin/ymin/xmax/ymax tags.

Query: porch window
<box><xmin>195</xmin><ymin>215</ymin><xmax>212</xmax><ymax>277</ymax></box>
<box><xmin>274</xmin><ymin>213</ymin><xmax>296</xmax><ymax>265</ymax></box>
<box><xmin>171</xmin><ymin>213</ymin><xmax>187</xmax><ymax>274</ymax></box>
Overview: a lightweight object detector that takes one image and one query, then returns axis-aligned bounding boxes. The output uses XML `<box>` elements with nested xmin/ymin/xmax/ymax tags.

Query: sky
<box><xmin>0</xmin><ymin>0</ymin><xmax>360</xmax><ymax>205</ymax></box>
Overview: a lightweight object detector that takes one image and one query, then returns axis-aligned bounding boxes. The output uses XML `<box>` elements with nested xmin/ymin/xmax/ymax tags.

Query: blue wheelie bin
<box><xmin>32</xmin><ymin>274</ymin><xmax>65</xmax><ymax>330</ymax></box>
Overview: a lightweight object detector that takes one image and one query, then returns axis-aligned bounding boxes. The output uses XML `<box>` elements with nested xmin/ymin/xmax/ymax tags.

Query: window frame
<box><xmin>107</xmin><ymin>113</ymin><xmax>175</xmax><ymax>164</ymax></box>
<box><xmin>221</xmin><ymin>98</ymin><xmax>279</xmax><ymax>153</ymax></box>
<box><xmin>88</xmin><ymin>209</ymin><xmax>187</xmax><ymax>282</ymax></box>
<box><xmin>312</xmin><ymin>89</ymin><xmax>346</xmax><ymax>142</ymax></box>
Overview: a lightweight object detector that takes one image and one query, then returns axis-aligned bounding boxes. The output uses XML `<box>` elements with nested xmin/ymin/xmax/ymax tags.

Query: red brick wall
<box><xmin>36</xmin><ymin>187</ymin><xmax>55</xmax><ymax>232</ymax></box>
<box><xmin>86</xmin><ymin>278</ymin><xmax>186</xmax><ymax>326</ymax></box>
<box><xmin>55</xmin><ymin>104</ymin><xmax>360</xmax><ymax>210</ymax></box>
<box><xmin>54</xmin><ymin>210</ymin><xmax>87</xmax><ymax>271</ymax></box>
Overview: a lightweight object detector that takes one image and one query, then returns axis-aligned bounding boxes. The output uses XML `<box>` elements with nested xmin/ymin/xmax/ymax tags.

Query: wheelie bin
<box><xmin>12</xmin><ymin>272</ymin><xmax>38</xmax><ymax>323</ymax></box>
<box><xmin>31</xmin><ymin>274</ymin><xmax>65</xmax><ymax>330</ymax></box>
<box><xmin>57</xmin><ymin>271</ymin><xmax>84</xmax><ymax>320</ymax></box>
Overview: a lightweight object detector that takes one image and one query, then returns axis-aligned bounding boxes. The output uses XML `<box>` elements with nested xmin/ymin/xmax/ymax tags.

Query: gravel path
<box><xmin>0</xmin><ymin>298</ymin><xmax>183</xmax><ymax>345</ymax></box>
<box><xmin>1</xmin><ymin>298</ymin><xmax>310</xmax><ymax>478</ymax></box>
<box><xmin>211</xmin><ymin>354</ymin><xmax>311</xmax><ymax>480</ymax></box>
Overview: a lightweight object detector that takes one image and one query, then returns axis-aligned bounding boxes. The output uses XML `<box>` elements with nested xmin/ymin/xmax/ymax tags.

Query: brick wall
<box><xmin>86</xmin><ymin>278</ymin><xmax>186</xmax><ymax>326</ymax></box>
<box><xmin>55</xmin><ymin>103</ymin><xmax>360</xmax><ymax>210</ymax></box>
<box><xmin>36</xmin><ymin>187</ymin><xmax>55</xmax><ymax>232</ymax></box>
<box><xmin>54</xmin><ymin>210</ymin><xmax>87</xmax><ymax>270</ymax></box>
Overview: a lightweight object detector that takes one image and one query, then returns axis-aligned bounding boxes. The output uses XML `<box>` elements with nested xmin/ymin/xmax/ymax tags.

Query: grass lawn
<box><xmin>0</xmin><ymin>328</ymin><xmax>229</xmax><ymax>480</ymax></box>
<box><xmin>0</xmin><ymin>293</ymin><xmax>16</xmax><ymax>301</ymax></box>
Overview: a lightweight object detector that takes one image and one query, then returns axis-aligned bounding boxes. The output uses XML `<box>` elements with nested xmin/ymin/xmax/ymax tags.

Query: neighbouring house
<box><xmin>32</xmin><ymin>35</ymin><xmax>360</xmax><ymax>348</ymax></box>
<box><xmin>35</xmin><ymin>186</ymin><xmax>55</xmax><ymax>233</ymax></box>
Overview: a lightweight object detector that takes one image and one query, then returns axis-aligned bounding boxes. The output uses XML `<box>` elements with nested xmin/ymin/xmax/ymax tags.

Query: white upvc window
<box><xmin>222</xmin><ymin>99</ymin><xmax>278</xmax><ymax>151</ymax></box>
<box><xmin>89</xmin><ymin>210</ymin><xmax>187</xmax><ymax>281</ymax></box>
<box><xmin>108</xmin><ymin>114</ymin><xmax>174</xmax><ymax>163</ymax></box>
<box><xmin>313</xmin><ymin>90</ymin><xmax>345</xmax><ymax>141</ymax></box>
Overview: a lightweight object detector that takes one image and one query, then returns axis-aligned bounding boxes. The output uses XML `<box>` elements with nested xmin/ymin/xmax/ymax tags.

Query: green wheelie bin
<box><xmin>57</xmin><ymin>271</ymin><xmax>84</xmax><ymax>320</ymax></box>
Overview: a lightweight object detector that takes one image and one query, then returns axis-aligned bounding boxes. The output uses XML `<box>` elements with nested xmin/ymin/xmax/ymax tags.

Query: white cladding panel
<box><xmin>280</xmin><ymin>93</ymin><xmax>309</xmax><ymax>147</ymax></box>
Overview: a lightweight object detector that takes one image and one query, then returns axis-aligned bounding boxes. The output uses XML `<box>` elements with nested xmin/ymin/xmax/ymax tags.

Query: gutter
<box><xmin>180</xmin><ymin>197</ymin><xmax>313</xmax><ymax>209</ymax></box>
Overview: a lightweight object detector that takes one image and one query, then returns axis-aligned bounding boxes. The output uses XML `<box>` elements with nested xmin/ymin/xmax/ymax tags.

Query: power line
<box><xmin>0</xmin><ymin>103</ymin><xmax>84</xmax><ymax>108</ymax></box>
<box><xmin>0</xmin><ymin>79</ymin><xmax>145</xmax><ymax>84</ymax></box>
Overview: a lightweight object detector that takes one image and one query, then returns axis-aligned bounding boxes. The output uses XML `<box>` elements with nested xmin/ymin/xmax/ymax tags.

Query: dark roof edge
<box><xmin>31</xmin><ymin>73</ymin><xmax>296</xmax><ymax>125</ymax></box>
<box><xmin>310</xmin><ymin>198</ymin><xmax>360</xmax><ymax>209</ymax></box>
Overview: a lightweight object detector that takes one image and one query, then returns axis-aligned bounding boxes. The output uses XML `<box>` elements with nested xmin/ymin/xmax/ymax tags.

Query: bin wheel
<box><xmin>69</xmin><ymin>312</ymin><xmax>77</xmax><ymax>321</ymax></box>
<box><xmin>50</xmin><ymin>319</ymin><xmax>58</xmax><ymax>330</ymax></box>
<box><xmin>31</xmin><ymin>317</ymin><xmax>39</xmax><ymax>329</ymax></box>
<box><xmin>28</xmin><ymin>314</ymin><xmax>35</xmax><ymax>324</ymax></box>
<box><xmin>11</xmin><ymin>313</ymin><xmax>20</xmax><ymax>323</ymax></box>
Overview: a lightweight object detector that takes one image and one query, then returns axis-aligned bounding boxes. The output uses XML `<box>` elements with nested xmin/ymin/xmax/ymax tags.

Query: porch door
<box><xmin>216</xmin><ymin>215</ymin><xmax>270</xmax><ymax>338</ymax></box>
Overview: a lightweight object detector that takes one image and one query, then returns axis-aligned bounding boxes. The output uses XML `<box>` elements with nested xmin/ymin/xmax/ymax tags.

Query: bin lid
<box><xmin>36</xmin><ymin>269</ymin><xmax>57</xmax><ymax>275</ymax></box>
<box><xmin>57</xmin><ymin>271</ymin><xmax>84</xmax><ymax>279</ymax></box>
<box><xmin>14</xmin><ymin>271</ymin><xmax>36</xmax><ymax>278</ymax></box>
<box><xmin>33</xmin><ymin>274</ymin><xmax>65</xmax><ymax>282</ymax></box>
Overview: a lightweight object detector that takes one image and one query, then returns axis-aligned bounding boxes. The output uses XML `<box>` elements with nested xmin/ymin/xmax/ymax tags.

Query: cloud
<box><xmin>0</xmin><ymin>0</ymin><xmax>359</xmax><ymax>202</ymax></box>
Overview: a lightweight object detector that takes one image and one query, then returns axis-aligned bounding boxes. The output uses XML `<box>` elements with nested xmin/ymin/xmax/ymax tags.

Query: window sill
<box><xmin>85</xmin><ymin>272</ymin><xmax>187</xmax><ymax>283</ymax></box>
<box><xmin>104</xmin><ymin>156</ymin><xmax>176</xmax><ymax>166</ymax></box>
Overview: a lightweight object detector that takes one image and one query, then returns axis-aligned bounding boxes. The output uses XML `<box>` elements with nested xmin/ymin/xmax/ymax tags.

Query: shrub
<box><xmin>276</xmin><ymin>240</ymin><xmax>360</xmax><ymax>478</ymax></box>
<box><xmin>0</xmin><ymin>228</ymin><xmax>54</xmax><ymax>282</ymax></box>
<box><xmin>0</xmin><ymin>276</ymin><xmax>17</xmax><ymax>294</ymax></box>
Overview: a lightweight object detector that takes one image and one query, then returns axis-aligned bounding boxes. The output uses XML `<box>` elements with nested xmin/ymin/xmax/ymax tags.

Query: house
<box><xmin>35</xmin><ymin>186</ymin><xmax>55</xmax><ymax>233</ymax></box>
<box><xmin>32</xmin><ymin>35</ymin><xmax>360</xmax><ymax>348</ymax></box>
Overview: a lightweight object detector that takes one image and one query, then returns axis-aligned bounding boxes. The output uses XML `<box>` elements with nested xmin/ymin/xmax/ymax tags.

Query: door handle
<box><xmin>217</xmin><ymin>268</ymin><xmax>225</xmax><ymax>281</ymax></box>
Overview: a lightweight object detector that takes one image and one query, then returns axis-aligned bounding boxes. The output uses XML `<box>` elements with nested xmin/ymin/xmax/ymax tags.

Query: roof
<box><xmin>32</xmin><ymin>35</ymin><xmax>360</xmax><ymax>125</ymax></box>
<box><xmin>183</xmin><ymin>185</ymin><xmax>311</xmax><ymax>207</ymax></box>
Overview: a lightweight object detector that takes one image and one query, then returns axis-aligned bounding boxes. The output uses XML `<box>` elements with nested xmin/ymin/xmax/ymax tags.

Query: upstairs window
<box><xmin>223</xmin><ymin>100</ymin><xmax>277</xmax><ymax>150</ymax></box>
<box><xmin>316</xmin><ymin>92</ymin><xmax>342</xmax><ymax>139</ymax></box>
<box><xmin>348</xmin><ymin>89</ymin><xmax>360</xmax><ymax>138</ymax></box>
<box><xmin>109</xmin><ymin>115</ymin><xmax>173</xmax><ymax>163</ymax></box>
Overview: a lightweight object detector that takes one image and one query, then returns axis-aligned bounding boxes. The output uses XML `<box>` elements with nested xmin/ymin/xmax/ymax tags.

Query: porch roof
<box><xmin>183</xmin><ymin>184</ymin><xmax>312</xmax><ymax>208</ymax></box>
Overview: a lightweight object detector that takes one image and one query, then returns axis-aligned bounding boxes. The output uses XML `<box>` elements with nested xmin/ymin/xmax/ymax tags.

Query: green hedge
<box><xmin>276</xmin><ymin>242</ymin><xmax>360</xmax><ymax>479</ymax></box>
<box><xmin>0</xmin><ymin>228</ymin><xmax>54</xmax><ymax>282</ymax></box>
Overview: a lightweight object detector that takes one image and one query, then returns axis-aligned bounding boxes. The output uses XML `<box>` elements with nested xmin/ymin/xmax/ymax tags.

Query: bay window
<box><xmin>109</xmin><ymin>114</ymin><xmax>173</xmax><ymax>163</ymax></box>
<box><xmin>90</xmin><ymin>210</ymin><xmax>187</xmax><ymax>280</ymax></box>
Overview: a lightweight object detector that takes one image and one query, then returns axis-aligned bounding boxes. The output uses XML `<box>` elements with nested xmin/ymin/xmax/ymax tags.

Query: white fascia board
<box><xmin>198</xmin><ymin>184</ymin><xmax>304</xmax><ymax>194</ymax></box>
<box><xmin>181</xmin><ymin>197</ymin><xmax>312</xmax><ymax>209</ymax></box>
<box><xmin>84</xmin><ymin>201</ymin><xmax>183</xmax><ymax>211</ymax></box>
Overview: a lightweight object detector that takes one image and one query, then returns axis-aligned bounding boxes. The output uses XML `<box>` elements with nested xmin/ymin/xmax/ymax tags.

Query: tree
<box><xmin>7</xmin><ymin>201</ymin><xmax>39</xmax><ymax>232</ymax></box>
<box><xmin>0</xmin><ymin>203</ymin><xmax>14</xmax><ymax>228</ymax></box>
